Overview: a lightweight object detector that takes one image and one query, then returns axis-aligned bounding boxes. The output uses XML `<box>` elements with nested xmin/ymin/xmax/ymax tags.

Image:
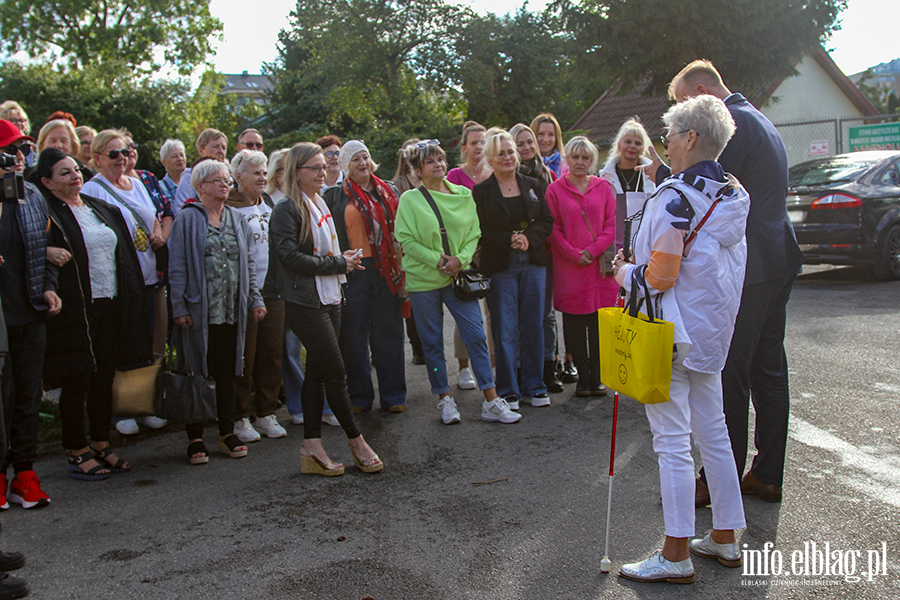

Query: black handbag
<box><xmin>155</xmin><ymin>327</ymin><xmax>217</xmax><ymax>424</ymax></box>
<box><xmin>418</xmin><ymin>185</ymin><xmax>492</xmax><ymax>301</ymax></box>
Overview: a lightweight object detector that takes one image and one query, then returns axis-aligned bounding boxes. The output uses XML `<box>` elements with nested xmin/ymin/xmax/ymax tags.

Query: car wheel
<box><xmin>873</xmin><ymin>224</ymin><xmax>900</xmax><ymax>281</ymax></box>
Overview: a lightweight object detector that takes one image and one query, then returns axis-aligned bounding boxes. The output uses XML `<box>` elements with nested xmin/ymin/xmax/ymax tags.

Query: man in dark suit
<box><xmin>647</xmin><ymin>60</ymin><xmax>805</xmax><ymax>504</ymax></box>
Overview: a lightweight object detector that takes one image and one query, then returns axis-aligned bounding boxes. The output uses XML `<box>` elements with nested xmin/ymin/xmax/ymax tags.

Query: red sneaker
<box><xmin>8</xmin><ymin>470</ymin><xmax>50</xmax><ymax>509</ymax></box>
<box><xmin>0</xmin><ymin>473</ymin><xmax>8</xmax><ymax>510</ymax></box>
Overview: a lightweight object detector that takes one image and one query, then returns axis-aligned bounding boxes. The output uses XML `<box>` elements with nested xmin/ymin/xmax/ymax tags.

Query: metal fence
<box><xmin>773</xmin><ymin>114</ymin><xmax>900</xmax><ymax>166</ymax></box>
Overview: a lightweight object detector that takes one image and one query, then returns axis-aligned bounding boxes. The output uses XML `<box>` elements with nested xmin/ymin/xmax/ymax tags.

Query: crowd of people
<box><xmin>0</xmin><ymin>57</ymin><xmax>802</xmax><ymax>593</ymax></box>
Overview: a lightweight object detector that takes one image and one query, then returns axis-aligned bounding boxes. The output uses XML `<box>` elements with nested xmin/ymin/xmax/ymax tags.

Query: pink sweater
<box><xmin>546</xmin><ymin>175</ymin><xmax>619</xmax><ymax>314</ymax></box>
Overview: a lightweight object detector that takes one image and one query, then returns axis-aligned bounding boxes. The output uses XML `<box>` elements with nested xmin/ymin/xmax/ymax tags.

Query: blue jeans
<box><xmin>408</xmin><ymin>286</ymin><xmax>495</xmax><ymax>395</ymax></box>
<box><xmin>283</xmin><ymin>327</ymin><xmax>333</xmax><ymax>418</ymax></box>
<box><xmin>486</xmin><ymin>251</ymin><xmax>546</xmax><ymax>398</ymax></box>
<box><xmin>543</xmin><ymin>256</ymin><xmax>557</xmax><ymax>361</ymax></box>
<box><xmin>340</xmin><ymin>258</ymin><xmax>407</xmax><ymax>410</ymax></box>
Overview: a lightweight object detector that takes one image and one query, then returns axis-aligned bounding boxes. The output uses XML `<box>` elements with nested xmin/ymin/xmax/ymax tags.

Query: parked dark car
<box><xmin>787</xmin><ymin>151</ymin><xmax>900</xmax><ymax>280</ymax></box>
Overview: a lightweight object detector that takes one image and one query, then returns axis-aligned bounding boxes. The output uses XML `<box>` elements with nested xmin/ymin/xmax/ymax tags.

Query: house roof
<box><xmin>221</xmin><ymin>72</ymin><xmax>274</xmax><ymax>95</ymax></box>
<box><xmin>570</xmin><ymin>47</ymin><xmax>880</xmax><ymax>147</ymax></box>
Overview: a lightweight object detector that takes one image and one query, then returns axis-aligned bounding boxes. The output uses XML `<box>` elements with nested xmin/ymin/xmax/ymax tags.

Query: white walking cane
<box><xmin>599</xmin><ymin>390</ymin><xmax>619</xmax><ymax>573</ymax></box>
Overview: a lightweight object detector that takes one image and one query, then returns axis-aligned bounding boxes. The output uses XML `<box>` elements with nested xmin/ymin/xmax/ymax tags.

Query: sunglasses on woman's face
<box><xmin>103</xmin><ymin>148</ymin><xmax>132</xmax><ymax>159</ymax></box>
<box><xmin>2</xmin><ymin>143</ymin><xmax>31</xmax><ymax>157</ymax></box>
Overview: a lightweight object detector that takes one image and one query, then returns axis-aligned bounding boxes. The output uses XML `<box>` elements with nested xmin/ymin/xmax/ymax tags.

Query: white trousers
<box><xmin>645</xmin><ymin>365</ymin><xmax>746</xmax><ymax>538</ymax></box>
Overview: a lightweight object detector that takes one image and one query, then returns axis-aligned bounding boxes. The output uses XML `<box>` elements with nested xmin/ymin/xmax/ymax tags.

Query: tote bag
<box><xmin>155</xmin><ymin>328</ymin><xmax>217</xmax><ymax>424</ymax></box>
<box><xmin>111</xmin><ymin>357</ymin><xmax>164</xmax><ymax>417</ymax></box>
<box><xmin>598</xmin><ymin>269</ymin><xmax>674</xmax><ymax>404</ymax></box>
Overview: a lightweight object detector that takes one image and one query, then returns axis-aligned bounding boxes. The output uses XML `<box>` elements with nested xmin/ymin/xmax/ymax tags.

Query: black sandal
<box><xmin>91</xmin><ymin>445</ymin><xmax>131</xmax><ymax>473</ymax></box>
<box><xmin>68</xmin><ymin>450</ymin><xmax>110</xmax><ymax>481</ymax></box>
<box><xmin>187</xmin><ymin>441</ymin><xmax>209</xmax><ymax>465</ymax></box>
<box><xmin>218</xmin><ymin>434</ymin><xmax>248</xmax><ymax>458</ymax></box>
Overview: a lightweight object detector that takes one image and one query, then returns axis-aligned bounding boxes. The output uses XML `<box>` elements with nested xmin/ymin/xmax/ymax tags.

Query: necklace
<box><xmin>617</xmin><ymin>165</ymin><xmax>640</xmax><ymax>191</ymax></box>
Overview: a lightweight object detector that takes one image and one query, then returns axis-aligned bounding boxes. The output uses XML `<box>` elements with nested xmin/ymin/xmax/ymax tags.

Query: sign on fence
<box><xmin>848</xmin><ymin>123</ymin><xmax>900</xmax><ymax>151</ymax></box>
<box><xmin>810</xmin><ymin>140</ymin><xmax>829</xmax><ymax>156</ymax></box>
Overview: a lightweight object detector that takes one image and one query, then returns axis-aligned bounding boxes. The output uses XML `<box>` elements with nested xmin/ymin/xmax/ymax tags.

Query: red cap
<box><xmin>0</xmin><ymin>119</ymin><xmax>34</xmax><ymax>147</ymax></box>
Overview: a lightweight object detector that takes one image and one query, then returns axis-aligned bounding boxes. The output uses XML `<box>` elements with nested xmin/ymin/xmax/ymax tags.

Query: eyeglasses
<box><xmin>2</xmin><ymin>143</ymin><xmax>31</xmax><ymax>158</ymax></box>
<box><xmin>204</xmin><ymin>177</ymin><xmax>233</xmax><ymax>187</ymax></box>
<box><xmin>297</xmin><ymin>165</ymin><xmax>327</xmax><ymax>173</ymax></box>
<box><xmin>415</xmin><ymin>139</ymin><xmax>441</xmax><ymax>149</ymax></box>
<box><xmin>661</xmin><ymin>130</ymin><xmax>694</xmax><ymax>150</ymax></box>
<box><xmin>102</xmin><ymin>148</ymin><xmax>132</xmax><ymax>159</ymax></box>
<box><xmin>241</xmin><ymin>142</ymin><xmax>264</xmax><ymax>149</ymax></box>
<box><xmin>8</xmin><ymin>118</ymin><xmax>27</xmax><ymax>127</ymax></box>
<box><xmin>324</xmin><ymin>150</ymin><xmax>340</xmax><ymax>158</ymax></box>
<box><xmin>127</xmin><ymin>143</ymin><xmax>138</xmax><ymax>150</ymax></box>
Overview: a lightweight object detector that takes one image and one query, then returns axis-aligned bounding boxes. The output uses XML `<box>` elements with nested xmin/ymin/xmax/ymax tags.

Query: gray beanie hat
<box><xmin>338</xmin><ymin>140</ymin><xmax>369</xmax><ymax>173</ymax></box>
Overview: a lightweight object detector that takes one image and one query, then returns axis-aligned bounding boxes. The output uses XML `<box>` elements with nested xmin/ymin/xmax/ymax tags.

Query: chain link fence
<box><xmin>773</xmin><ymin>114</ymin><xmax>900</xmax><ymax>167</ymax></box>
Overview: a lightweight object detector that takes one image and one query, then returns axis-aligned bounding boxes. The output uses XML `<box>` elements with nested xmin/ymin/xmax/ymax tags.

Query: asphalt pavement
<box><xmin>3</xmin><ymin>265</ymin><xmax>899</xmax><ymax>599</ymax></box>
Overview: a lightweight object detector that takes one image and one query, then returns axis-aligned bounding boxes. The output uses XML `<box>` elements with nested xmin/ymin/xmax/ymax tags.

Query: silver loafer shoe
<box><xmin>619</xmin><ymin>551</ymin><xmax>695</xmax><ymax>584</ymax></box>
<box><xmin>688</xmin><ymin>531</ymin><xmax>742</xmax><ymax>567</ymax></box>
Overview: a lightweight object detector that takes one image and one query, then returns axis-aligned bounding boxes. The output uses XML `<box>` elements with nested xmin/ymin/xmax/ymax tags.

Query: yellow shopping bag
<box><xmin>598</xmin><ymin>275</ymin><xmax>674</xmax><ymax>404</ymax></box>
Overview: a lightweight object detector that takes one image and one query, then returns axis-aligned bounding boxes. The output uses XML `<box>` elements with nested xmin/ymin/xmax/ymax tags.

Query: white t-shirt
<box><xmin>231</xmin><ymin>201</ymin><xmax>272</xmax><ymax>291</ymax></box>
<box><xmin>82</xmin><ymin>174</ymin><xmax>158</xmax><ymax>286</ymax></box>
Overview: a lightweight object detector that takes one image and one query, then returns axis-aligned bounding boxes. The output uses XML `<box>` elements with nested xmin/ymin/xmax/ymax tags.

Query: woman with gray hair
<box><xmin>545</xmin><ymin>136</ymin><xmax>616</xmax><ymax>397</ymax></box>
<box><xmin>169</xmin><ymin>159</ymin><xmax>267</xmax><ymax>465</ymax></box>
<box><xmin>225</xmin><ymin>150</ymin><xmax>287</xmax><ymax>442</ymax></box>
<box><xmin>159</xmin><ymin>139</ymin><xmax>187</xmax><ymax>201</ymax></box>
<box><xmin>613</xmin><ymin>94</ymin><xmax>749</xmax><ymax>584</ymax></box>
<box><xmin>173</xmin><ymin>128</ymin><xmax>229</xmax><ymax>214</ymax></box>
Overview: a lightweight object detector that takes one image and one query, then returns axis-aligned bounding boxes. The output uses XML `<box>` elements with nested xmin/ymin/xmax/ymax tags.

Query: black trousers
<box><xmin>701</xmin><ymin>274</ymin><xmax>796</xmax><ymax>488</ymax></box>
<box><xmin>284</xmin><ymin>301</ymin><xmax>360</xmax><ymax>440</ymax></box>
<box><xmin>186</xmin><ymin>323</ymin><xmax>238</xmax><ymax>440</ymax></box>
<box><xmin>59</xmin><ymin>298</ymin><xmax>119</xmax><ymax>449</ymax></box>
<box><xmin>1</xmin><ymin>320</ymin><xmax>46</xmax><ymax>472</ymax></box>
<box><xmin>562</xmin><ymin>312</ymin><xmax>600</xmax><ymax>389</ymax></box>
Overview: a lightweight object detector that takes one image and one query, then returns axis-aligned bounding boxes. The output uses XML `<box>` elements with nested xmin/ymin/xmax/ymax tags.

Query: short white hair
<box><xmin>159</xmin><ymin>139</ymin><xmax>185</xmax><ymax>162</ymax></box>
<box><xmin>190</xmin><ymin>160</ymin><xmax>230</xmax><ymax>190</ymax></box>
<box><xmin>230</xmin><ymin>149</ymin><xmax>267</xmax><ymax>176</ymax></box>
<box><xmin>563</xmin><ymin>136</ymin><xmax>600</xmax><ymax>172</ymax></box>
<box><xmin>662</xmin><ymin>94</ymin><xmax>735</xmax><ymax>158</ymax></box>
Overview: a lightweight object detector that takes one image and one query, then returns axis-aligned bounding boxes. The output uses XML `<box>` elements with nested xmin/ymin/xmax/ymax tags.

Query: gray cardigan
<box><xmin>168</xmin><ymin>202</ymin><xmax>264</xmax><ymax>377</ymax></box>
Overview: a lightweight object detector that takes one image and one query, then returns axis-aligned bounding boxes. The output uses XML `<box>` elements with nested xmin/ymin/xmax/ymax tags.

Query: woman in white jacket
<box><xmin>612</xmin><ymin>95</ymin><xmax>749</xmax><ymax>584</ymax></box>
<box><xmin>600</xmin><ymin>117</ymin><xmax>657</xmax><ymax>198</ymax></box>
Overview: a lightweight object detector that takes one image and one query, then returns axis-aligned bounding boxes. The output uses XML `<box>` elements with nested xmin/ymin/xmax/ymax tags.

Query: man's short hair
<box><xmin>668</xmin><ymin>59</ymin><xmax>726</xmax><ymax>101</ymax></box>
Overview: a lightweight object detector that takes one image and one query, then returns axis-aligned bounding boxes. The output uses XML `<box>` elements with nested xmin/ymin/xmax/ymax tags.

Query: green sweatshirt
<box><xmin>395</xmin><ymin>181</ymin><xmax>481</xmax><ymax>292</ymax></box>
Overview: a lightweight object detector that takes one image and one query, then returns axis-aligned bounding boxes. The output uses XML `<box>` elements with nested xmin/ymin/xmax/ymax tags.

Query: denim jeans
<box><xmin>543</xmin><ymin>257</ymin><xmax>557</xmax><ymax>361</ymax></box>
<box><xmin>340</xmin><ymin>258</ymin><xmax>406</xmax><ymax>410</ymax></box>
<box><xmin>283</xmin><ymin>327</ymin><xmax>333</xmax><ymax>418</ymax></box>
<box><xmin>408</xmin><ymin>286</ymin><xmax>494</xmax><ymax>395</ymax></box>
<box><xmin>485</xmin><ymin>250</ymin><xmax>546</xmax><ymax>398</ymax></box>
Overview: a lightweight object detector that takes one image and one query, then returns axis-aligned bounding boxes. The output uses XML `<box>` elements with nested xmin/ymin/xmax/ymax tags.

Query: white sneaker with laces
<box><xmin>115</xmin><ymin>419</ymin><xmax>139</xmax><ymax>436</ymax></box>
<box><xmin>254</xmin><ymin>414</ymin><xmax>287</xmax><ymax>439</ymax></box>
<box><xmin>481</xmin><ymin>398</ymin><xmax>522</xmax><ymax>424</ymax></box>
<box><xmin>457</xmin><ymin>368</ymin><xmax>477</xmax><ymax>390</ymax></box>
<box><xmin>136</xmin><ymin>416</ymin><xmax>169</xmax><ymax>429</ymax></box>
<box><xmin>291</xmin><ymin>414</ymin><xmax>304</xmax><ymax>425</ymax></box>
<box><xmin>619</xmin><ymin>551</ymin><xmax>695</xmax><ymax>584</ymax></box>
<box><xmin>437</xmin><ymin>396</ymin><xmax>461</xmax><ymax>425</ymax></box>
<box><xmin>503</xmin><ymin>395</ymin><xmax>520</xmax><ymax>411</ymax></box>
<box><xmin>234</xmin><ymin>417</ymin><xmax>261</xmax><ymax>443</ymax></box>
<box><xmin>322</xmin><ymin>414</ymin><xmax>340</xmax><ymax>427</ymax></box>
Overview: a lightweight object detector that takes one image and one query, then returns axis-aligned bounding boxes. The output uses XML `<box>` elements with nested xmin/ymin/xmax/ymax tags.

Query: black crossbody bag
<box><xmin>418</xmin><ymin>185</ymin><xmax>491</xmax><ymax>301</ymax></box>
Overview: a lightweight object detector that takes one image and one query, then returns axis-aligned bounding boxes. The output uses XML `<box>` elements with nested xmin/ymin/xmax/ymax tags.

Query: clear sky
<box><xmin>208</xmin><ymin>0</ymin><xmax>899</xmax><ymax>78</ymax></box>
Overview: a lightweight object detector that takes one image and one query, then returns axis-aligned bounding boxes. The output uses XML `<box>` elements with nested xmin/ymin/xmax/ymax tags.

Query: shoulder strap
<box><xmin>93</xmin><ymin>178</ymin><xmax>152</xmax><ymax>237</ymax></box>
<box><xmin>418</xmin><ymin>185</ymin><xmax>451</xmax><ymax>256</ymax></box>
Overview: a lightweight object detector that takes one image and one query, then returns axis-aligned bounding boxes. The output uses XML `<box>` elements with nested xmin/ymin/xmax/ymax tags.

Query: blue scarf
<box><xmin>542</xmin><ymin>150</ymin><xmax>563</xmax><ymax>176</ymax></box>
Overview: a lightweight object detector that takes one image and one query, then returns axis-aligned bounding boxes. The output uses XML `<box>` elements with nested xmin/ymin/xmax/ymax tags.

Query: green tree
<box><xmin>552</xmin><ymin>0</ymin><xmax>847</xmax><ymax>95</ymax></box>
<box><xmin>0</xmin><ymin>0</ymin><xmax>222</xmax><ymax>76</ymax></box>
<box><xmin>0</xmin><ymin>61</ymin><xmax>189</xmax><ymax>172</ymax></box>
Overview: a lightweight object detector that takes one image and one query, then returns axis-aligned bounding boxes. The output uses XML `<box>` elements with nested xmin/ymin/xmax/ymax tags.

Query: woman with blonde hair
<box><xmin>268</xmin><ymin>142</ymin><xmax>383</xmax><ymax>475</ymax></box>
<box><xmin>266</xmin><ymin>149</ymin><xmax>290</xmax><ymax>203</ymax></box>
<box><xmin>1</xmin><ymin>101</ymin><xmax>35</xmax><ymax>167</ymax></box>
<box><xmin>530</xmin><ymin>113</ymin><xmax>566</xmax><ymax>178</ymax></box>
<box><xmin>37</xmin><ymin>119</ymin><xmax>80</xmax><ymax>156</ymax></box>
<box><xmin>600</xmin><ymin>117</ymin><xmax>656</xmax><ymax>198</ymax></box>
<box><xmin>75</xmin><ymin>126</ymin><xmax>97</xmax><ymax>167</ymax></box>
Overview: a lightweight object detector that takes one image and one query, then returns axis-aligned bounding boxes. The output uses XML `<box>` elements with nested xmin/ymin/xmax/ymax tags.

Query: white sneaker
<box><xmin>528</xmin><ymin>393</ymin><xmax>551</xmax><ymax>408</ymax></box>
<box><xmin>437</xmin><ymin>396</ymin><xmax>461</xmax><ymax>425</ymax></box>
<box><xmin>503</xmin><ymin>395</ymin><xmax>520</xmax><ymax>411</ymax></box>
<box><xmin>234</xmin><ymin>417</ymin><xmax>261</xmax><ymax>443</ymax></box>
<box><xmin>457</xmin><ymin>368</ymin><xmax>477</xmax><ymax>390</ymax></box>
<box><xmin>322</xmin><ymin>414</ymin><xmax>340</xmax><ymax>427</ymax></box>
<box><xmin>481</xmin><ymin>398</ymin><xmax>522</xmax><ymax>424</ymax></box>
<box><xmin>254</xmin><ymin>414</ymin><xmax>287</xmax><ymax>439</ymax></box>
<box><xmin>619</xmin><ymin>551</ymin><xmax>695</xmax><ymax>584</ymax></box>
<box><xmin>115</xmin><ymin>419</ymin><xmax>139</xmax><ymax>435</ymax></box>
<box><xmin>291</xmin><ymin>414</ymin><xmax>304</xmax><ymax>425</ymax></box>
<box><xmin>136</xmin><ymin>416</ymin><xmax>168</xmax><ymax>429</ymax></box>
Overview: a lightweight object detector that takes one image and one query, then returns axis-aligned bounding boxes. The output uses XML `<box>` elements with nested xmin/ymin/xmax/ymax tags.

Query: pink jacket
<box><xmin>546</xmin><ymin>175</ymin><xmax>619</xmax><ymax>314</ymax></box>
